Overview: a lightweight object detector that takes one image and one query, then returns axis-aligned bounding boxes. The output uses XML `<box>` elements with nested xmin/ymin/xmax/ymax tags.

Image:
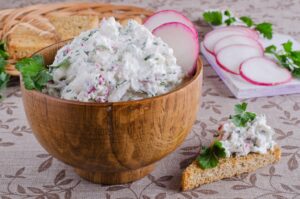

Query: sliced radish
<box><xmin>153</xmin><ymin>22</ymin><xmax>199</xmax><ymax>76</ymax></box>
<box><xmin>240</xmin><ymin>57</ymin><xmax>292</xmax><ymax>86</ymax></box>
<box><xmin>203</xmin><ymin>26</ymin><xmax>259</xmax><ymax>54</ymax></box>
<box><xmin>216</xmin><ymin>44</ymin><xmax>263</xmax><ymax>75</ymax></box>
<box><xmin>144</xmin><ymin>10</ymin><xmax>197</xmax><ymax>35</ymax></box>
<box><xmin>214</xmin><ymin>35</ymin><xmax>263</xmax><ymax>54</ymax></box>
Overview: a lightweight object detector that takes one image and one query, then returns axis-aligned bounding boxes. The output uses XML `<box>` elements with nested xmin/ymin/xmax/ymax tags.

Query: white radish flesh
<box><xmin>240</xmin><ymin>57</ymin><xmax>292</xmax><ymax>86</ymax></box>
<box><xmin>203</xmin><ymin>26</ymin><xmax>259</xmax><ymax>54</ymax></box>
<box><xmin>144</xmin><ymin>10</ymin><xmax>197</xmax><ymax>35</ymax></box>
<box><xmin>153</xmin><ymin>22</ymin><xmax>199</xmax><ymax>76</ymax></box>
<box><xmin>216</xmin><ymin>44</ymin><xmax>263</xmax><ymax>75</ymax></box>
<box><xmin>214</xmin><ymin>35</ymin><xmax>263</xmax><ymax>54</ymax></box>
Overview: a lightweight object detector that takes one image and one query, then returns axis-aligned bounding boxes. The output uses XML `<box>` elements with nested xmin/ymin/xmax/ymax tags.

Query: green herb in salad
<box><xmin>16</xmin><ymin>55</ymin><xmax>52</xmax><ymax>91</ymax></box>
<box><xmin>0</xmin><ymin>41</ymin><xmax>9</xmax><ymax>100</ymax></box>
<box><xmin>197</xmin><ymin>140</ymin><xmax>226</xmax><ymax>169</ymax></box>
<box><xmin>229</xmin><ymin>102</ymin><xmax>256</xmax><ymax>127</ymax></box>
<box><xmin>202</xmin><ymin>10</ymin><xmax>273</xmax><ymax>39</ymax></box>
<box><xmin>265</xmin><ymin>41</ymin><xmax>300</xmax><ymax>78</ymax></box>
<box><xmin>49</xmin><ymin>59</ymin><xmax>70</xmax><ymax>71</ymax></box>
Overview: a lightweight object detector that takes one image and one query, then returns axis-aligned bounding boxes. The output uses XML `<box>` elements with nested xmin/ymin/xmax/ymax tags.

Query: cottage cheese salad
<box><xmin>220</xmin><ymin>115</ymin><xmax>276</xmax><ymax>157</ymax></box>
<box><xmin>46</xmin><ymin>17</ymin><xmax>184</xmax><ymax>102</ymax></box>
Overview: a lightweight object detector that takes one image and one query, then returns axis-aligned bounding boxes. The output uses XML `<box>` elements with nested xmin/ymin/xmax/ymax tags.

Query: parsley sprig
<box><xmin>265</xmin><ymin>41</ymin><xmax>300</xmax><ymax>78</ymax></box>
<box><xmin>229</xmin><ymin>103</ymin><xmax>256</xmax><ymax>127</ymax></box>
<box><xmin>202</xmin><ymin>10</ymin><xmax>273</xmax><ymax>39</ymax></box>
<box><xmin>203</xmin><ymin>11</ymin><xmax>223</xmax><ymax>26</ymax></box>
<box><xmin>197</xmin><ymin>103</ymin><xmax>256</xmax><ymax>169</ymax></box>
<box><xmin>16</xmin><ymin>55</ymin><xmax>52</xmax><ymax>91</ymax></box>
<box><xmin>0</xmin><ymin>41</ymin><xmax>9</xmax><ymax>100</ymax></box>
<box><xmin>224</xmin><ymin>10</ymin><xmax>236</xmax><ymax>26</ymax></box>
<box><xmin>197</xmin><ymin>140</ymin><xmax>226</xmax><ymax>169</ymax></box>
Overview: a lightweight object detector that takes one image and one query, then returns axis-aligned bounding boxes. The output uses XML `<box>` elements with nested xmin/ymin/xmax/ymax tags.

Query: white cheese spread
<box><xmin>220</xmin><ymin>115</ymin><xmax>276</xmax><ymax>157</ymax></box>
<box><xmin>46</xmin><ymin>17</ymin><xmax>184</xmax><ymax>102</ymax></box>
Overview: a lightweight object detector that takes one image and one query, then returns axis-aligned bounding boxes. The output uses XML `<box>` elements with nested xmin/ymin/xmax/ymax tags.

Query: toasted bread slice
<box><xmin>48</xmin><ymin>15</ymin><xmax>99</xmax><ymax>40</ymax></box>
<box><xmin>182</xmin><ymin>146</ymin><xmax>281</xmax><ymax>191</ymax></box>
<box><xmin>7</xmin><ymin>23</ymin><xmax>57</xmax><ymax>59</ymax></box>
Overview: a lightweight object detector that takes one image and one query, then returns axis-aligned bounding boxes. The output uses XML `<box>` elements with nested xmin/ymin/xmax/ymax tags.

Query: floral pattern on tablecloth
<box><xmin>1</xmin><ymin>0</ymin><xmax>300</xmax><ymax>198</ymax></box>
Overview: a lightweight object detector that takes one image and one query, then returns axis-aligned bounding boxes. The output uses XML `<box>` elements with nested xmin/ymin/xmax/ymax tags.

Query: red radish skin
<box><xmin>153</xmin><ymin>22</ymin><xmax>199</xmax><ymax>76</ymax></box>
<box><xmin>214</xmin><ymin>26</ymin><xmax>259</xmax><ymax>39</ymax></box>
<box><xmin>213</xmin><ymin>35</ymin><xmax>264</xmax><ymax>55</ymax></box>
<box><xmin>203</xmin><ymin>26</ymin><xmax>259</xmax><ymax>54</ymax></box>
<box><xmin>240</xmin><ymin>57</ymin><xmax>292</xmax><ymax>86</ymax></box>
<box><xmin>216</xmin><ymin>44</ymin><xmax>264</xmax><ymax>75</ymax></box>
<box><xmin>144</xmin><ymin>10</ymin><xmax>197</xmax><ymax>35</ymax></box>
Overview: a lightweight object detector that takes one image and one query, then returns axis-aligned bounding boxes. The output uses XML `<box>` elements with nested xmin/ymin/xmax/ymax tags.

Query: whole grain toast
<box><xmin>182</xmin><ymin>146</ymin><xmax>281</xmax><ymax>191</ymax></box>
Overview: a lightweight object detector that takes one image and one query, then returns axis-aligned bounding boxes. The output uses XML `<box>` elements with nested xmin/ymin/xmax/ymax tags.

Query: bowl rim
<box><xmin>22</xmin><ymin>41</ymin><xmax>203</xmax><ymax>106</ymax></box>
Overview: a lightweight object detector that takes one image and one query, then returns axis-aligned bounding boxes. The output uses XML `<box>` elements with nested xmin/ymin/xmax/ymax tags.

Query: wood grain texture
<box><xmin>21</xmin><ymin>41</ymin><xmax>203</xmax><ymax>184</ymax></box>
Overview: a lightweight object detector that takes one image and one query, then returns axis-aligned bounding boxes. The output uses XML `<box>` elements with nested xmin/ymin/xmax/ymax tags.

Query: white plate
<box><xmin>201</xmin><ymin>33</ymin><xmax>300</xmax><ymax>99</ymax></box>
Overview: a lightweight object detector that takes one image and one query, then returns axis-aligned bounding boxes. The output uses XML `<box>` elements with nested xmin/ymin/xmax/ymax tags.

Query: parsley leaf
<box><xmin>16</xmin><ymin>55</ymin><xmax>52</xmax><ymax>91</ymax></box>
<box><xmin>0</xmin><ymin>59</ymin><xmax>9</xmax><ymax>100</ymax></box>
<box><xmin>0</xmin><ymin>41</ymin><xmax>9</xmax><ymax>60</ymax></box>
<box><xmin>255</xmin><ymin>22</ymin><xmax>273</xmax><ymax>39</ymax></box>
<box><xmin>224</xmin><ymin>17</ymin><xmax>236</xmax><ymax>26</ymax></box>
<box><xmin>0</xmin><ymin>41</ymin><xmax>9</xmax><ymax>100</ymax></box>
<box><xmin>49</xmin><ymin>59</ymin><xmax>70</xmax><ymax>72</ymax></box>
<box><xmin>265</xmin><ymin>45</ymin><xmax>277</xmax><ymax>53</ymax></box>
<box><xmin>230</xmin><ymin>102</ymin><xmax>256</xmax><ymax>127</ymax></box>
<box><xmin>265</xmin><ymin>41</ymin><xmax>300</xmax><ymax>78</ymax></box>
<box><xmin>203</xmin><ymin>11</ymin><xmax>223</xmax><ymax>26</ymax></box>
<box><xmin>240</xmin><ymin>16</ymin><xmax>254</xmax><ymax>27</ymax></box>
<box><xmin>224</xmin><ymin>10</ymin><xmax>230</xmax><ymax>17</ymax></box>
<box><xmin>283</xmin><ymin>40</ymin><xmax>293</xmax><ymax>53</ymax></box>
<box><xmin>203</xmin><ymin>10</ymin><xmax>273</xmax><ymax>40</ymax></box>
<box><xmin>223</xmin><ymin>10</ymin><xmax>236</xmax><ymax>26</ymax></box>
<box><xmin>197</xmin><ymin>140</ymin><xmax>226</xmax><ymax>169</ymax></box>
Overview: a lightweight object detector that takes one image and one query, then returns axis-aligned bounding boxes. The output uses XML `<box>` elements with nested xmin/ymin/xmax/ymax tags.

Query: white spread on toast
<box><xmin>47</xmin><ymin>17</ymin><xmax>183</xmax><ymax>102</ymax></box>
<box><xmin>220</xmin><ymin>115</ymin><xmax>276</xmax><ymax>157</ymax></box>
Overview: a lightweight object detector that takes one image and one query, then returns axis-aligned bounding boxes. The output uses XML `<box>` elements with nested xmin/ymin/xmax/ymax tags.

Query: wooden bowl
<box><xmin>21</xmin><ymin>41</ymin><xmax>203</xmax><ymax>184</ymax></box>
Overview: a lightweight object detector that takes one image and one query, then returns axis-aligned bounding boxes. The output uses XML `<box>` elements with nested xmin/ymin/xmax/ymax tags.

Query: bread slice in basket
<box><xmin>182</xmin><ymin>146</ymin><xmax>281</xmax><ymax>191</ymax></box>
<box><xmin>7</xmin><ymin>15</ymin><xmax>99</xmax><ymax>59</ymax></box>
<box><xmin>48</xmin><ymin>15</ymin><xmax>99</xmax><ymax>41</ymax></box>
<box><xmin>7</xmin><ymin>23</ymin><xmax>58</xmax><ymax>59</ymax></box>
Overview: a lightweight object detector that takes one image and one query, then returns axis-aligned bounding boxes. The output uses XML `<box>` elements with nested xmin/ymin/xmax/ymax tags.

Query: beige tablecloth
<box><xmin>1</xmin><ymin>0</ymin><xmax>300</xmax><ymax>198</ymax></box>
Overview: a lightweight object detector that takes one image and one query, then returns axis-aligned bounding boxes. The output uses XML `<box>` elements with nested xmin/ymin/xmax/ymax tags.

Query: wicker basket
<box><xmin>0</xmin><ymin>2</ymin><xmax>153</xmax><ymax>76</ymax></box>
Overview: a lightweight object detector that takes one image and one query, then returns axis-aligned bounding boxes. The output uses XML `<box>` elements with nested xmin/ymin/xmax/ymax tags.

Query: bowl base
<box><xmin>74</xmin><ymin>164</ymin><xmax>155</xmax><ymax>184</ymax></box>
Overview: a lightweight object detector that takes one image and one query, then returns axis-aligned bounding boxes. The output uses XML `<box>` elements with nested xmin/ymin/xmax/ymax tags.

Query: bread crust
<box><xmin>182</xmin><ymin>146</ymin><xmax>281</xmax><ymax>191</ymax></box>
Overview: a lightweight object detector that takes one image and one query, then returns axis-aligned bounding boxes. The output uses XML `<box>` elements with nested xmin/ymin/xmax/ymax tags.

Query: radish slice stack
<box><xmin>216</xmin><ymin>45</ymin><xmax>263</xmax><ymax>75</ymax></box>
<box><xmin>144</xmin><ymin>10</ymin><xmax>197</xmax><ymax>35</ymax></box>
<box><xmin>203</xmin><ymin>26</ymin><xmax>259</xmax><ymax>54</ymax></box>
<box><xmin>240</xmin><ymin>57</ymin><xmax>292</xmax><ymax>86</ymax></box>
<box><xmin>203</xmin><ymin>26</ymin><xmax>293</xmax><ymax>86</ymax></box>
<box><xmin>144</xmin><ymin>10</ymin><xmax>199</xmax><ymax>76</ymax></box>
<box><xmin>214</xmin><ymin>35</ymin><xmax>263</xmax><ymax>54</ymax></box>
